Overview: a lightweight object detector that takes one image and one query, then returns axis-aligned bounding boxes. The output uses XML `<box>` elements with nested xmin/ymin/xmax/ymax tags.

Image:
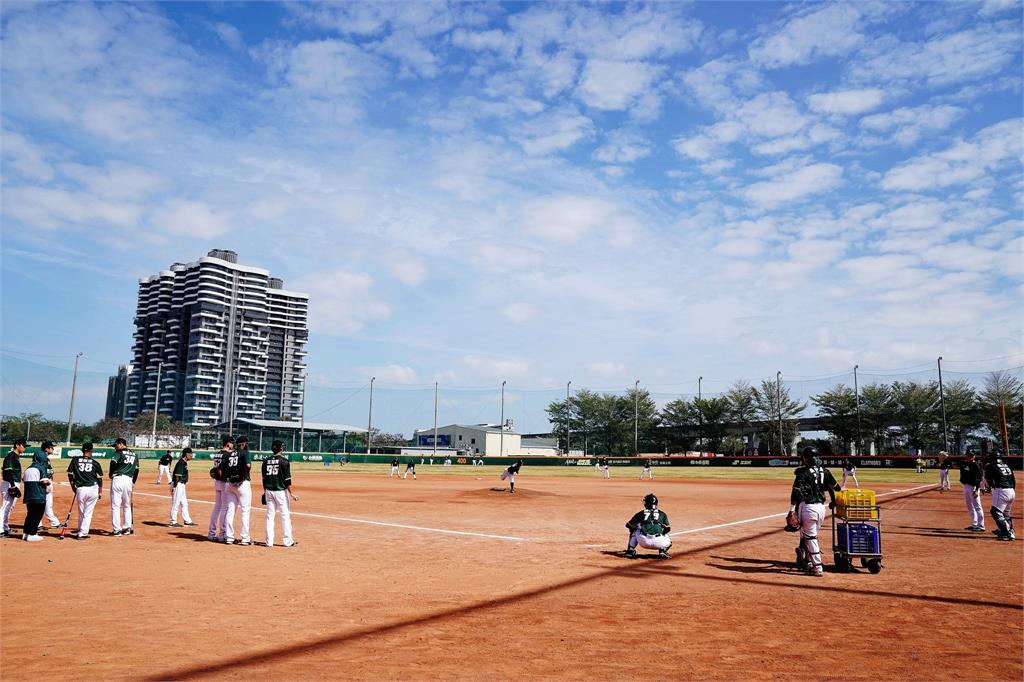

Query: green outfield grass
<box><xmin>124</xmin><ymin>458</ymin><xmax>941</xmax><ymax>485</ymax></box>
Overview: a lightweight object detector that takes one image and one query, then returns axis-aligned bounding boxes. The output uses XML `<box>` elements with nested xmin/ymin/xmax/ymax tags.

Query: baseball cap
<box><xmin>41</xmin><ymin>440</ymin><xmax>55</xmax><ymax>449</ymax></box>
<box><xmin>82</xmin><ymin>443</ymin><xmax>94</xmax><ymax>452</ymax></box>
<box><xmin>236</xmin><ymin>435</ymin><xmax>249</xmax><ymax>445</ymax></box>
<box><xmin>181</xmin><ymin>447</ymin><xmax>193</xmax><ymax>455</ymax></box>
<box><xmin>114</xmin><ymin>437</ymin><xmax>127</xmax><ymax>446</ymax></box>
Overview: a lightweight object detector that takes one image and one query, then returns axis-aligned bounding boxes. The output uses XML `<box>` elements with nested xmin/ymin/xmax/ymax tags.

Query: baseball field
<box><xmin>1</xmin><ymin>461</ymin><xmax>1021</xmax><ymax>681</ymax></box>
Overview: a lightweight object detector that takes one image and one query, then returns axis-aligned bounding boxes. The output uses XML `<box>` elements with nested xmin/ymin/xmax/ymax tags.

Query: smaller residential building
<box><xmin>412</xmin><ymin>424</ymin><xmax>559</xmax><ymax>456</ymax></box>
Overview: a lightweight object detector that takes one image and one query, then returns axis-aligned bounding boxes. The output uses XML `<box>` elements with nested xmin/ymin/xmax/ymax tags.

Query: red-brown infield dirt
<box><xmin>1</xmin><ymin>471</ymin><xmax>1021</xmax><ymax>681</ymax></box>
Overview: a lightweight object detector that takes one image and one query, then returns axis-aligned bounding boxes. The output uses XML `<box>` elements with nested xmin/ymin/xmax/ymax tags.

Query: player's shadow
<box><xmin>708</xmin><ymin>556</ymin><xmax>801</xmax><ymax>575</ymax></box>
<box><xmin>169</xmin><ymin>531</ymin><xmax>213</xmax><ymax>542</ymax></box>
<box><xmin>599</xmin><ymin>550</ymin><xmax>669</xmax><ymax>561</ymax></box>
<box><xmin>141</xmin><ymin>521</ymin><xmax>166</xmax><ymax>527</ymax></box>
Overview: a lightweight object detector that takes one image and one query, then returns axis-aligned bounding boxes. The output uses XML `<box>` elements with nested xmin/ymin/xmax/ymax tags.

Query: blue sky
<box><xmin>1</xmin><ymin>1</ymin><xmax>1022</xmax><ymax>433</ymax></box>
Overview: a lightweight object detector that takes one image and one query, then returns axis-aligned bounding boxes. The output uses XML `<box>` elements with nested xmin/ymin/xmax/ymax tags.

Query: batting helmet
<box><xmin>643</xmin><ymin>493</ymin><xmax>658</xmax><ymax>510</ymax></box>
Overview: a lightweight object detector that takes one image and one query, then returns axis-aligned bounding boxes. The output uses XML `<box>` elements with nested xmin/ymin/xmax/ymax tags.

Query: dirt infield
<box><xmin>1</xmin><ymin>470</ymin><xmax>1021</xmax><ymax>681</ymax></box>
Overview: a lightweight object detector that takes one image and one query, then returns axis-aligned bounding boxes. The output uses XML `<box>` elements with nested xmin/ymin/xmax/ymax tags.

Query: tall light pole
<box><xmin>499</xmin><ymin>380</ymin><xmax>506</xmax><ymax>456</ymax></box>
<box><xmin>433</xmin><ymin>381</ymin><xmax>439</xmax><ymax>461</ymax></box>
<box><xmin>299</xmin><ymin>372</ymin><xmax>307</xmax><ymax>452</ymax></box>
<box><xmin>367</xmin><ymin>376</ymin><xmax>375</xmax><ymax>455</ymax></box>
<box><xmin>937</xmin><ymin>356</ymin><xmax>949</xmax><ymax>453</ymax></box>
<box><xmin>228</xmin><ymin>367</ymin><xmax>240</xmax><ymax>436</ymax></box>
<box><xmin>565</xmin><ymin>380</ymin><xmax>572</xmax><ymax>455</ymax></box>
<box><xmin>151</xmin><ymin>361</ymin><xmax>163</xmax><ymax>447</ymax></box>
<box><xmin>634</xmin><ymin>379</ymin><xmax>640</xmax><ymax>456</ymax></box>
<box><xmin>776</xmin><ymin>371</ymin><xmax>784</xmax><ymax>457</ymax></box>
<box><xmin>854</xmin><ymin>364</ymin><xmax>862</xmax><ymax>456</ymax></box>
<box><xmin>66</xmin><ymin>352</ymin><xmax>83</xmax><ymax>445</ymax></box>
<box><xmin>698</xmin><ymin>376</ymin><xmax>703</xmax><ymax>453</ymax></box>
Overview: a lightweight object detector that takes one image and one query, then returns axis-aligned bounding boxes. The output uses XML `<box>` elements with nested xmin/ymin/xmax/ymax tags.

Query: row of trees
<box><xmin>0</xmin><ymin>411</ymin><xmax>190</xmax><ymax>446</ymax></box>
<box><xmin>545</xmin><ymin>371</ymin><xmax>1023</xmax><ymax>457</ymax></box>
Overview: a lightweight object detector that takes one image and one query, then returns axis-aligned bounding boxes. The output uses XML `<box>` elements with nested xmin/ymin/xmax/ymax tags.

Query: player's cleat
<box><xmin>125</xmin><ymin>527</ymin><xmax>134</xmax><ymax>535</ymax></box>
<box><xmin>76</xmin><ymin>534</ymin><xmax>89</xmax><ymax>540</ymax></box>
<box><xmin>50</xmin><ymin>523</ymin><xmax>64</xmax><ymax>529</ymax></box>
<box><xmin>996</xmin><ymin>534</ymin><xmax>1014</xmax><ymax>541</ymax></box>
<box><xmin>112</xmin><ymin>530</ymin><xmax>122</xmax><ymax>536</ymax></box>
<box><xmin>225</xmin><ymin>539</ymin><xmax>235</xmax><ymax>544</ymax></box>
<box><xmin>968</xmin><ymin>527</ymin><xmax>985</xmax><ymax>533</ymax></box>
<box><xmin>168</xmin><ymin>522</ymin><xmax>181</xmax><ymax>527</ymax></box>
<box><xmin>624</xmin><ymin>548</ymin><xmax>637</xmax><ymax>559</ymax></box>
<box><xmin>658</xmin><ymin>549</ymin><xmax>670</xmax><ymax>559</ymax></box>
<box><xmin>285</xmin><ymin>541</ymin><xmax>299</xmax><ymax>548</ymax></box>
<box><xmin>239</xmin><ymin>540</ymin><xmax>252</xmax><ymax>546</ymax></box>
<box><xmin>23</xmin><ymin>534</ymin><xmax>43</xmax><ymax>542</ymax></box>
<box><xmin>183</xmin><ymin>522</ymin><xmax>197</xmax><ymax>527</ymax></box>
<box><xmin>0</xmin><ymin>530</ymin><xmax>7</xmax><ymax>538</ymax></box>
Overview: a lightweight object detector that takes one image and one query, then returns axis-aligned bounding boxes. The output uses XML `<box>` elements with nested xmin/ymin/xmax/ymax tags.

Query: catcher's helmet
<box><xmin>801</xmin><ymin>445</ymin><xmax>819</xmax><ymax>460</ymax></box>
<box><xmin>643</xmin><ymin>493</ymin><xmax>658</xmax><ymax>510</ymax></box>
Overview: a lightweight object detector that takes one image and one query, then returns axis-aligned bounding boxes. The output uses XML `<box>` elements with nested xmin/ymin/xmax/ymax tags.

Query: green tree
<box><xmin>891</xmin><ymin>381</ymin><xmax>939</xmax><ymax>452</ymax></box>
<box><xmin>693</xmin><ymin>396</ymin><xmax>730</xmax><ymax>454</ymax></box>
<box><xmin>752</xmin><ymin>379</ymin><xmax>805</xmax><ymax>456</ymax></box>
<box><xmin>860</xmin><ymin>384</ymin><xmax>895</xmax><ymax>456</ymax></box>
<box><xmin>938</xmin><ymin>379</ymin><xmax>979</xmax><ymax>454</ymax></box>
<box><xmin>978</xmin><ymin>370</ymin><xmax>1024</xmax><ymax>451</ymax></box>
<box><xmin>725</xmin><ymin>381</ymin><xmax>757</xmax><ymax>454</ymax></box>
<box><xmin>88</xmin><ymin>417</ymin><xmax>129</xmax><ymax>441</ymax></box>
<box><xmin>811</xmin><ymin>384</ymin><xmax>859</xmax><ymax>454</ymax></box>
<box><xmin>659</xmin><ymin>398</ymin><xmax>696</xmax><ymax>453</ymax></box>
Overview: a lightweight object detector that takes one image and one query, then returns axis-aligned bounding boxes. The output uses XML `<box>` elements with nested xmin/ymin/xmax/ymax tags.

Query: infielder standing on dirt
<box><xmin>1</xmin><ymin>438</ymin><xmax>26</xmax><ymax>537</ymax></box>
<box><xmin>624</xmin><ymin>493</ymin><xmax>671</xmax><ymax>559</ymax></box>
<box><xmin>41</xmin><ymin>441</ymin><xmax>63</xmax><ymax>530</ymax></box>
<box><xmin>217</xmin><ymin>436</ymin><xmax>252</xmax><ymax>545</ymax></box>
<box><xmin>208</xmin><ymin>436</ymin><xmax>232</xmax><ymax>541</ymax></box>
<box><xmin>156</xmin><ymin>450</ymin><xmax>173</xmax><ymax>484</ymax></box>
<box><xmin>959</xmin><ymin>451</ymin><xmax>986</xmax><ymax>533</ymax></box>
<box><xmin>404</xmin><ymin>460</ymin><xmax>417</xmax><ymax>480</ymax></box>
<box><xmin>937</xmin><ymin>452</ymin><xmax>953</xmax><ymax>492</ymax></box>
<box><xmin>390</xmin><ymin>457</ymin><xmax>400</xmax><ymax>478</ymax></box>
<box><xmin>500</xmin><ymin>459</ymin><xmax>523</xmax><ymax>494</ymax></box>
<box><xmin>789</xmin><ymin>446</ymin><xmax>839</xmax><ymax>577</ymax></box>
<box><xmin>598</xmin><ymin>456</ymin><xmax>610</xmax><ymax>479</ymax></box>
<box><xmin>168</xmin><ymin>447</ymin><xmax>196</xmax><ymax>527</ymax></box>
<box><xmin>841</xmin><ymin>459</ymin><xmax>859</xmax><ymax>489</ymax></box>
<box><xmin>108</xmin><ymin>438</ymin><xmax>139</xmax><ymax>536</ymax></box>
<box><xmin>66</xmin><ymin>443</ymin><xmax>102</xmax><ymax>539</ymax></box>
<box><xmin>262</xmin><ymin>441</ymin><xmax>298</xmax><ymax>548</ymax></box>
<box><xmin>985</xmin><ymin>452</ymin><xmax>1016</xmax><ymax>541</ymax></box>
<box><xmin>639</xmin><ymin>457</ymin><xmax>653</xmax><ymax>480</ymax></box>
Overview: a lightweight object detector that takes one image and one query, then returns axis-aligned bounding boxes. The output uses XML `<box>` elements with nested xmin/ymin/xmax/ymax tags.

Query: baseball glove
<box><xmin>784</xmin><ymin>509</ymin><xmax>800</xmax><ymax>532</ymax></box>
<box><xmin>8</xmin><ymin>486</ymin><xmax>20</xmax><ymax>498</ymax></box>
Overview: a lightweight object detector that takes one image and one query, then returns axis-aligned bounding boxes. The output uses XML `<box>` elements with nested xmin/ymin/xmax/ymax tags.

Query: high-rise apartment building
<box><xmin>121</xmin><ymin>249</ymin><xmax>308</xmax><ymax>427</ymax></box>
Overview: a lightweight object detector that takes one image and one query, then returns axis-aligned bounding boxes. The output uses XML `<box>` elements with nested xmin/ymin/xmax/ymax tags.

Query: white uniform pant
<box><xmin>602</xmin><ymin>466</ymin><xmax>610</xmax><ymax>479</ymax></box>
<box><xmin>799</xmin><ymin>503</ymin><xmax>827</xmax><ymax>572</ymax></box>
<box><xmin>939</xmin><ymin>469</ymin><xmax>950</xmax><ymax>490</ymax></box>
<box><xmin>500</xmin><ymin>470</ymin><xmax>515</xmax><ymax>484</ymax></box>
<box><xmin>265</xmin><ymin>490</ymin><xmax>294</xmax><ymax>546</ymax></box>
<box><xmin>639</xmin><ymin>467</ymin><xmax>652</xmax><ymax>480</ymax></box>
<box><xmin>110</xmin><ymin>475</ymin><xmax>134</xmax><ymax>532</ymax></box>
<box><xmin>390</xmin><ymin>466</ymin><xmax>399</xmax><ymax>477</ymax></box>
<box><xmin>170</xmin><ymin>483</ymin><xmax>192</xmax><ymax>524</ymax></box>
<box><xmin>841</xmin><ymin>472</ymin><xmax>859</xmax><ymax>489</ymax></box>
<box><xmin>628</xmin><ymin>529</ymin><xmax>672</xmax><ymax>551</ymax></box>
<box><xmin>223</xmin><ymin>480</ymin><xmax>251</xmax><ymax>542</ymax></box>
<box><xmin>156</xmin><ymin>464</ymin><xmax>170</xmax><ymax>483</ymax></box>
<box><xmin>1</xmin><ymin>481</ymin><xmax>19</xmax><ymax>531</ymax></box>
<box><xmin>44</xmin><ymin>485</ymin><xmax>59</xmax><ymax>525</ymax></box>
<box><xmin>75</xmin><ymin>485</ymin><xmax>99</xmax><ymax>536</ymax></box>
<box><xmin>403</xmin><ymin>468</ymin><xmax>416</xmax><ymax>479</ymax></box>
<box><xmin>991</xmin><ymin>488</ymin><xmax>1016</xmax><ymax>535</ymax></box>
<box><xmin>963</xmin><ymin>484</ymin><xmax>985</xmax><ymax>528</ymax></box>
<box><xmin>209</xmin><ymin>480</ymin><xmax>226</xmax><ymax>538</ymax></box>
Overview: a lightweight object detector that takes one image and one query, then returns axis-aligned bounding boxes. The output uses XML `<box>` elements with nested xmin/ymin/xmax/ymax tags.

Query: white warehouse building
<box><xmin>412</xmin><ymin>424</ymin><xmax>558</xmax><ymax>457</ymax></box>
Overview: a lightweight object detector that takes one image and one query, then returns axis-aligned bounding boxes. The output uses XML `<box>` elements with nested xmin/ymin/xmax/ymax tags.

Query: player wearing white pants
<box><xmin>40</xmin><ymin>442</ymin><xmax>61</xmax><ymax>528</ymax></box>
<box><xmin>939</xmin><ymin>468</ymin><xmax>951</xmax><ymax>491</ymax></box>
<box><xmin>1</xmin><ymin>439</ymin><xmax>26</xmax><ymax>536</ymax></box>
<box><xmin>155</xmin><ymin>450</ymin><xmax>173</xmax><ymax>484</ymax></box>
<box><xmin>962</xmin><ymin>484</ymin><xmax>985</xmax><ymax>529</ymax></box>
<box><xmin>500</xmin><ymin>459</ymin><xmax>523</xmax><ymax>494</ymax></box>
<box><xmin>629</xmin><ymin>528</ymin><xmax>672</xmax><ymax>551</ymax></box>
<box><xmin>959</xmin><ymin>452</ymin><xmax>986</xmax><ymax>532</ymax></box>
<box><xmin>110</xmin><ymin>475</ymin><xmax>135</xmax><ymax>533</ymax></box>
<box><xmin>75</xmin><ymin>485</ymin><xmax>100</xmax><ymax>536</ymax></box>
<box><xmin>0</xmin><ymin>480</ymin><xmax>19</xmax><ymax>534</ymax></box>
<box><xmin>262</xmin><ymin>441</ymin><xmax>298</xmax><ymax>547</ymax></box>
<box><xmin>168</xmin><ymin>448</ymin><xmax>195</xmax><ymax>526</ymax></box>
<box><xmin>66</xmin><ymin>443</ymin><xmax>103</xmax><ymax>539</ymax></box>
<box><xmin>790</xmin><ymin>447</ymin><xmax>840</xmax><ymax>577</ymax></box>
<box><xmin>625</xmin><ymin>493</ymin><xmax>672</xmax><ymax>558</ymax></box>
<box><xmin>639</xmin><ymin>458</ymin><xmax>653</xmax><ymax>480</ymax></box>
<box><xmin>798</xmin><ymin>502</ymin><xmax>827</xmax><ymax>575</ymax></box>
<box><xmin>208</xmin><ymin>440</ymin><xmax>232</xmax><ymax>540</ymax></box>
<box><xmin>223</xmin><ymin>481</ymin><xmax>252</xmax><ymax>544</ymax></box>
<box><xmin>841</xmin><ymin>463</ymin><xmax>859</xmax><ymax>490</ymax></box>
<box><xmin>985</xmin><ymin>454</ymin><xmax>1017</xmax><ymax>541</ymax></box>
<box><xmin>991</xmin><ymin>488</ymin><xmax>1016</xmax><ymax>538</ymax></box>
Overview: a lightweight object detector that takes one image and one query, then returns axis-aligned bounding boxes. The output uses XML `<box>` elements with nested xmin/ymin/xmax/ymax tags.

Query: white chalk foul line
<box><xmin>112</xmin><ymin>487</ymin><xmax>528</xmax><ymax>542</ymax></box>
<box><xmin>667</xmin><ymin>482</ymin><xmax>936</xmax><ymax>537</ymax></box>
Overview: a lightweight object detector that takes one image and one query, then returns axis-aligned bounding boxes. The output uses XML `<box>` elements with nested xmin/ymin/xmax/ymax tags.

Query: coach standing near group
<box><xmin>1</xmin><ymin>438</ymin><xmax>26</xmax><ymax>537</ymax></box>
<box><xmin>262</xmin><ymin>440</ymin><xmax>298</xmax><ymax>548</ymax></box>
<box><xmin>959</xmin><ymin>451</ymin><xmax>986</xmax><ymax>533</ymax></box>
<box><xmin>109</xmin><ymin>437</ymin><xmax>139</xmax><ymax>536</ymax></box>
<box><xmin>20</xmin><ymin>450</ymin><xmax>52</xmax><ymax>542</ymax></box>
<box><xmin>66</xmin><ymin>443</ymin><xmax>103</xmax><ymax>539</ymax></box>
<box><xmin>218</xmin><ymin>436</ymin><xmax>253</xmax><ymax>545</ymax></box>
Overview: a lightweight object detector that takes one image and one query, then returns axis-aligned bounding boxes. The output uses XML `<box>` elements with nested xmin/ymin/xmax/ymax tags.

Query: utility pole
<box><xmin>367</xmin><ymin>376</ymin><xmax>375</xmax><ymax>455</ymax></box>
<box><xmin>433</xmin><ymin>381</ymin><xmax>439</xmax><ymax>461</ymax></box>
<box><xmin>500</xmin><ymin>380</ymin><xmax>506</xmax><ymax>456</ymax></box>
<box><xmin>634</xmin><ymin>379</ymin><xmax>640</xmax><ymax>456</ymax></box>
<box><xmin>698</xmin><ymin>375</ymin><xmax>703</xmax><ymax>453</ymax></box>
<box><xmin>151</xmin><ymin>361</ymin><xmax>163</xmax><ymax>447</ymax></box>
<box><xmin>66</xmin><ymin>352</ymin><xmax>83</xmax><ymax>445</ymax></box>
<box><xmin>228</xmin><ymin>367</ymin><xmax>240</xmax><ymax>436</ymax></box>
<box><xmin>299</xmin><ymin>372</ymin><xmax>307</xmax><ymax>452</ymax></box>
<box><xmin>937</xmin><ymin>356</ymin><xmax>949</xmax><ymax>453</ymax></box>
<box><xmin>854</xmin><ymin>364</ymin><xmax>862</xmax><ymax>456</ymax></box>
<box><xmin>565</xmin><ymin>380</ymin><xmax>572</xmax><ymax>455</ymax></box>
<box><xmin>776</xmin><ymin>371</ymin><xmax>784</xmax><ymax>457</ymax></box>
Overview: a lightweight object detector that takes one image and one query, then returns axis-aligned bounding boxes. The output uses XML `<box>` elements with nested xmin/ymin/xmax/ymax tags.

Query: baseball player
<box><xmin>20</xmin><ymin>450</ymin><xmax>52</xmax><ymax>542</ymax></box>
<box><xmin>404</xmin><ymin>460</ymin><xmax>417</xmax><ymax>480</ymax></box>
<box><xmin>624</xmin><ymin>492</ymin><xmax>672</xmax><ymax>558</ymax></box>
<box><xmin>500</xmin><ymin>459</ymin><xmax>523</xmax><ymax>494</ymax></box>
<box><xmin>841</xmin><ymin>459</ymin><xmax>860</xmax><ymax>490</ymax></box>
<box><xmin>959</xmin><ymin>451</ymin><xmax>986</xmax><ymax>533</ymax></box>
<box><xmin>789</xmin><ymin>446</ymin><xmax>840</xmax><ymax>577</ymax></box>
<box><xmin>985</xmin><ymin>452</ymin><xmax>1016</xmax><ymax>541</ymax></box>
<box><xmin>40</xmin><ymin>441</ymin><xmax>63</xmax><ymax>530</ymax></box>
<box><xmin>598</xmin><ymin>456</ymin><xmax>610</xmax><ymax>479</ymax></box>
<box><xmin>262</xmin><ymin>440</ymin><xmax>298</xmax><ymax>548</ymax></box>
<box><xmin>937</xmin><ymin>451</ymin><xmax>953</xmax><ymax>492</ymax></box>
<box><xmin>108</xmin><ymin>437</ymin><xmax>139</xmax><ymax>536</ymax></box>
<box><xmin>156</xmin><ymin>450</ymin><xmax>173</xmax><ymax>484</ymax></box>
<box><xmin>168</xmin><ymin>447</ymin><xmax>196</xmax><ymax>527</ymax></box>
<box><xmin>208</xmin><ymin>436</ymin><xmax>232</xmax><ymax>541</ymax></box>
<box><xmin>915</xmin><ymin>456</ymin><xmax>925</xmax><ymax>473</ymax></box>
<box><xmin>390</xmin><ymin>457</ymin><xmax>400</xmax><ymax>478</ymax></box>
<box><xmin>639</xmin><ymin>457</ymin><xmax>654</xmax><ymax>480</ymax></box>
<box><xmin>66</xmin><ymin>442</ymin><xmax>103</xmax><ymax>539</ymax></box>
<box><xmin>1</xmin><ymin>437</ymin><xmax>26</xmax><ymax>537</ymax></box>
<box><xmin>217</xmin><ymin>436</ymin><xmax>252</xmax><ymax>545</ymax></box>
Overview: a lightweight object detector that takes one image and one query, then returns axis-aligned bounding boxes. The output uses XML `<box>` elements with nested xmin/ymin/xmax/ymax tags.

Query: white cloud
<box><xmin>59</xmin><ymin>161</ymin><xmax>167</xmax><ymax>200</ymax></box>
<box><xmin>3</xmin><ymin>186</ymin><xmax>143</xmax><ymax>231</ymax></box>
<box><xmin>513</xmin><ymin>107</ymin><xmax>594</xmax><ymax>155</ymax></box>
<box><xmin>880</xmin><ymin>119</ymin><xmax>1023</xmax><ymax>191</ymax></box>
<box><xmin>735</xmin><ymin>92</ymin><xmax>809</xmax><ymax>138</ymax></box>
<box><xmin>807</xmin><ymin>88</ymin><xmax>885</xmax><ymax>115</ymax></box>
<box><xmin>749</xmin><ymin>4</ymin><xmax>865</xmax><ymax>68</ymax></box>
<box><xmin>519</xmin><ymin>195</ymin><xmax>640</xmax><ymax>245</ymax></box>
<box><xmin>293</xmin><ymin>270</ymin><xmax>391</xmax><ymax>336</ymax></box>
<box><xmin>743</xmin><ymin>163</ymin><xmax>844</xmax><ymax>209</ymax></box>
<box><xmin>593</xmin><ymin>129</ymin><xmax>652</xmax><ymax>164</ymax></box>
<box><xmin>386</xmin><ymin>250</ymin><xmax>428</xmax><ymax>286</ymax></box>
<box><xmin>357</xmin><ymin>364</ymin><xmax>418</xmax><ymax>384</ymax></box>
<box><xmin>262</xmin><ymin>39</ymin><xmax>385</xmax><ymax>98</ymax></box>
<box><xmin>213</xmin><ymin>22</ymin><xmax>245</xmax><ymax>51</ymax></box>
<box><xmin>500</xmin><ymin>302</ymin><xmax>538</xmax><ymax>323</ymax></box>
<box><xmin>860</xmin><ymin>104</ymin><xmax>964</xmax><ymax>146</ymax></box>
<box><xmin>1</xmin><ymin>130</ymin><xmax>55</xmax><ymax>181</ymax></box>
<box><xmin>576</xmin><ymin>59</ymin><xmax>662</xmax><ymax>111</ymax></box>
<box><xmin>149</xmin><ymin>199</ymin><xmax>231</xmax><ymax>238</ymax></box>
